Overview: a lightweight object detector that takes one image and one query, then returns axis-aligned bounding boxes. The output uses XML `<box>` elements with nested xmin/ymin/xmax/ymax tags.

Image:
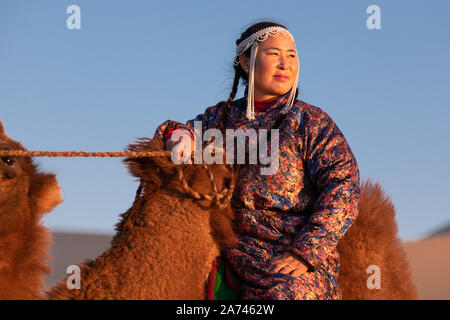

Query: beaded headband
<box><xmin>233</xmin><ymin>26</ymin><xmax>299</xmax><ymax>120</ymax></box>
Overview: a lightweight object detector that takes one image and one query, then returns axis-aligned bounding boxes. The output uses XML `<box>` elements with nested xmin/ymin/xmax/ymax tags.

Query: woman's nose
<box><xmin>278</xmin><ymin>56</ymin><xmax>288</xmax><ymax>69</ymax></box>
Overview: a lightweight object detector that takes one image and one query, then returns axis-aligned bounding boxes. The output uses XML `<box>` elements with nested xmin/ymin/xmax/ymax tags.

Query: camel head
<box><xmin>123</xmin><ymin>135</ymin><xmax>238</xmax><ymax>248</ymax></box>
<box><xmin>123</xmin><ymin>135</ymin><xmax>236</xmax><ymax>207</ymax></box>
<box><xmin>0</xmin><ymin>120</ymin><xmax>62</xmax><ymax>231</ymax></box>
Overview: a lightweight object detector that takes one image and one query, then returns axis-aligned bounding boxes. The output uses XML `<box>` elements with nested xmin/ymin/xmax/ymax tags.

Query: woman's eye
<box><xmin>1</xmin><ymin>157</ymin><xmax>15</xmax><ymax>166</ymax></box>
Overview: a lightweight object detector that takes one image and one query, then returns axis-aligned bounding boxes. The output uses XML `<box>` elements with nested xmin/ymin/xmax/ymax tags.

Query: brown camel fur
<box><xmin>47</xmin><ymin>136</ymin><xmax>238</xmax><ymax>299</ymax></box>
<box><xmin>0</xmin><ymin>120</ymin><xmax>62</xmax><ymax>299</ymax></box>
<box><xmin>338</xmin><ymin>178</ymin><xmax>418</xmax><ymax>299</ymax></box>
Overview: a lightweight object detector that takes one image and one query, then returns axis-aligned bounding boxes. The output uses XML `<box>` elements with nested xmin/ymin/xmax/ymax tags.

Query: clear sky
<box><xmin>1</xmin><ymin>0</ymin><xmax>449</xmax><ymax>241</ymax></box>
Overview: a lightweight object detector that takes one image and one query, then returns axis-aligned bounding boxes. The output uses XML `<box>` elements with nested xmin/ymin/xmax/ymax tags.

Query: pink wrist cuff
<box><xmin>163</xmin><ymin>129</ymin><xmax>194</xmax><ymax>141</ymax></box>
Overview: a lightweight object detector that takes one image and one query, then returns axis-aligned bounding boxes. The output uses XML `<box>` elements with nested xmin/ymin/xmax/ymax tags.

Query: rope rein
<box><xmin>0</xmin><ymin>149</ymin><xmax>233</xmax><ymax>209</ymax></box>
<box><xmin>0</xmin><ymin>150</ymin><xmax>171</xmax><ymax>158</ymax></box>
<box><xmin>176</xmin><ymin>163</ymin><xmax>235</xmax><ymax>210</ymax></box>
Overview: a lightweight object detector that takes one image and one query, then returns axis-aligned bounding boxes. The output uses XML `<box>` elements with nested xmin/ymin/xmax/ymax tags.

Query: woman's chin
<box><xmin>270</xmin><ymin>88</ymin><xmax>293</xmax><ymax>96</ymax></box>
<box><xmin>256</xmin><ymin>85</ymin><xmax>294</xmax><ymax>98</ymax></box>
<box><xmin>269</xmin><ymin>84</ymin><xmax>294</xmax><ymax>95</ymax></box>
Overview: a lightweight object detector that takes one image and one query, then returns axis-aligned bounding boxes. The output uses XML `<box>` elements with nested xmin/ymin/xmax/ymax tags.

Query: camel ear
<box><xmin>30</xmin><ymin>173</ymin><xmax>63</xmax><ymax>216</ymax></box>
<box><xmin>0</xmin><ymin>120</ymin><xmax>5</xmax><ymax>136</ymax></box>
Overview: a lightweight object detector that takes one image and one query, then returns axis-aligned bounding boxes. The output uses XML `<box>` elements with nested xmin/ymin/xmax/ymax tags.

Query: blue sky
<box><xmin>1</xmin><ymin>0</ymin><xmax>449</xmax><ymax>241</ymax></box>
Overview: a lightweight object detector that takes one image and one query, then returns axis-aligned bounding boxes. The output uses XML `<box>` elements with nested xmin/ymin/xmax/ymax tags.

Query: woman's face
<box><xmin>240</xmin><ymin>34</ymin><xmax>299</xmax><ymax>101</ymax></box>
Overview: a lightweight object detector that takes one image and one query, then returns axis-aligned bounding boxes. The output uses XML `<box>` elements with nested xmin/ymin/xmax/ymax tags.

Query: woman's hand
<box><xmin>267</xmin><ymin>252</ymin><xmax>310</xmax><ymax>278</ymax></box>
<box><xmin>165</xmin><ymin>130</ymin><xmax>195</xmax><ymax>164</ymax></box>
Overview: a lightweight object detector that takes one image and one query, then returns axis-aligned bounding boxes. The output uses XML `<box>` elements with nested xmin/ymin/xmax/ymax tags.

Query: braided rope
<box><xmin>176</xmin><ymin>163</ymin><xmax>234</xmax><ymax>209</ymax></box>
<box><xmin>0</xmin><ymin>149</ymin><xmax>234</xmax><ymax>209</ymax></box>
<box><xmin>0</xmin><ymin>150</ymin><xmax>171</xmax><ymax>158</ymax></box>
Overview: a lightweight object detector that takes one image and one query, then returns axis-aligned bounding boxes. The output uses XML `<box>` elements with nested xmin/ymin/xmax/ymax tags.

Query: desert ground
<box><xmin>44</xmin><ymin>231</ymin><xmax>450</xmax><ymax>299</ymax></box>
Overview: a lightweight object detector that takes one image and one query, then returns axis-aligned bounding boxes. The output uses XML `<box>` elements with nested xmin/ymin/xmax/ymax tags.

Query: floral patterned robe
<box><xmin>154</xmin><ymin>90</ymin><xmax>361</xmax><ymax>300</ymax></box>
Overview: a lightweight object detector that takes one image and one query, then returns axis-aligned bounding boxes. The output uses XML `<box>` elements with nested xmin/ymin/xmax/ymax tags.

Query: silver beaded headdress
<box><xmin>233</xmin><ymin>26</ymin><xmax>299</xmax><ymax>120</ymax></box>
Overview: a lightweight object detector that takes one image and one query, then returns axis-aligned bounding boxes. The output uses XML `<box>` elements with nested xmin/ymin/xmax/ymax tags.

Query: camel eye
<box><xmin>1</xmin><ymin>157</ymin><xmax>14</xmax><ymax>166</ymax></box>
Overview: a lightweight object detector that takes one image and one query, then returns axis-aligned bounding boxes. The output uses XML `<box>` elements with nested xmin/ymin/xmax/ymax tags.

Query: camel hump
<box><xmin>338</xmin><ymin>177</ymin><xmax>417</xmax><ymax>299</ymax></box>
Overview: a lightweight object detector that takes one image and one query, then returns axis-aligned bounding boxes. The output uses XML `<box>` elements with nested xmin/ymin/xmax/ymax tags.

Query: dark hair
<box><xmin>220</xmin><ymin>21</ymin><xmax>299</xmax><ymax>130</ymax></box>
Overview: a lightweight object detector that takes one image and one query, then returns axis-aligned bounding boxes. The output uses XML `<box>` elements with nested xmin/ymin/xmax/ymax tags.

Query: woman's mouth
<box><xmin>274</xmin><ymin>75</ymin><xmax>289</xmax><ymax>81</ymax></box>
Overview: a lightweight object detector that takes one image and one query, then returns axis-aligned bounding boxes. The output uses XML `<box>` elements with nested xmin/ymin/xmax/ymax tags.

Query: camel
<box><xmin>0</xmin><ymin>121</ymin><xmax>62</xmax><ymax>299</ymax></box>
<box><xmin>0</xmin><ymin>119</ymin><xmax>417</xmax><ymax>299</ymax></box>
<box><xmin>0</xmin><ymin>120</ymin><xmax>237</xmax><ymax>299</ymax></box>
<box><xmin>47</xmin><ymin>136</ymin><xmax>237</xmax><ymax>299</ymax></box>
<box><xmin>338</xmin><ymin>179</ymin><xmax>417</xmax><ymax>299</ymax></box>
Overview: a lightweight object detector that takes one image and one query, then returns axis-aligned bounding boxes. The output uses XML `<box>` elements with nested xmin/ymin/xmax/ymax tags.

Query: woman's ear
<box><xmin>239</xmin><ymin>54</ymin><xmax>249</xmax><ymax>73</ymax></box>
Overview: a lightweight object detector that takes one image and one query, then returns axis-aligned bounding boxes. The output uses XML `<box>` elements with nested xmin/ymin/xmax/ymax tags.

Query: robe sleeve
<box><xmin>154</xmin><ymin>101</ymin><xmax>228</xmax><ymax>140</ymax></box>
<box><xmin>290</xmin><ymin>107</ymin><xmax>361</xmax><ymax>272</ymax></box>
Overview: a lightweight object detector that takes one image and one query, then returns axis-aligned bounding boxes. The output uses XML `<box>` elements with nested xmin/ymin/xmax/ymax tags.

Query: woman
<box><xmin>154</xmin><ymin>21</ymin><xmax>361</xmax><ymax>300</ymax></box>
